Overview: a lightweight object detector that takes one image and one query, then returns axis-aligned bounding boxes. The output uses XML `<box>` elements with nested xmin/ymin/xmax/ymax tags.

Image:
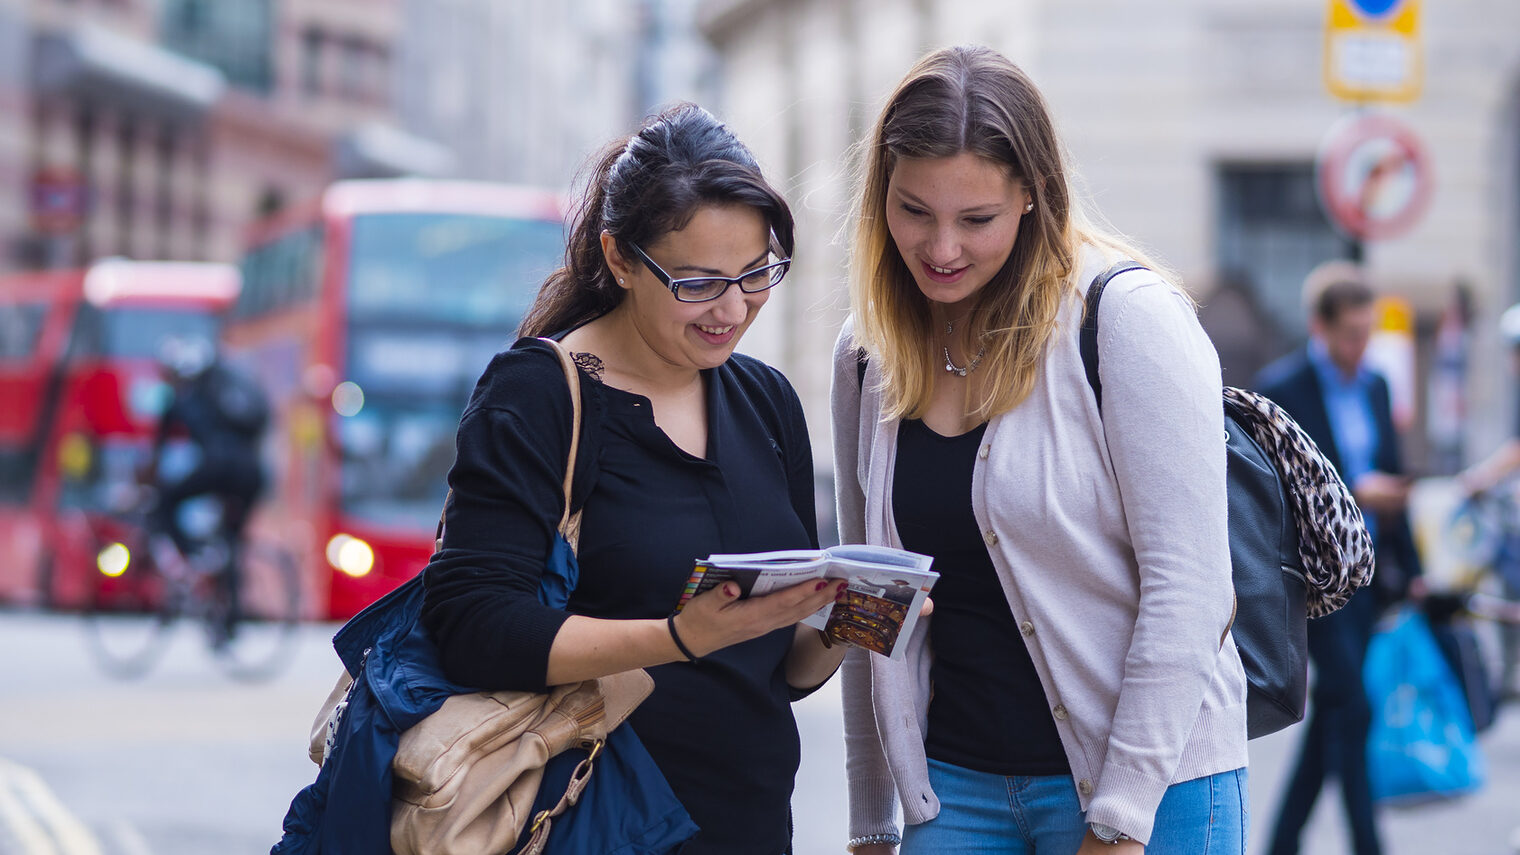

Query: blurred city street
<box><xmin>1</xmin><ymin>609</ymin><xmax>1518</xmax><ymax>854</ymax></box>
<box><xmin>4</xmin><ymin>2</ymin><xmax>1520</xmax><ymax>855</ymax></box>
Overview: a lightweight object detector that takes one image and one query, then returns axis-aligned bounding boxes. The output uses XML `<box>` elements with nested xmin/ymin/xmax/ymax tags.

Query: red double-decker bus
<box><xmin>224</xmin><ymin>179</ymin><xmax>564</xmax><ymax>620</ymax></box>
<box><xmin>0</xmin><ymin>260</ymin><xmax>240</xmax><ymax>607</ymax></box>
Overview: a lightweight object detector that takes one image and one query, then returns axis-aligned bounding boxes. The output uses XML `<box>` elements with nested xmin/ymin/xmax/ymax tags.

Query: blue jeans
<box><xmin>901</xmin><ymin>758</ymin><xmax>1248</xmax><ymax>854</ymax></box>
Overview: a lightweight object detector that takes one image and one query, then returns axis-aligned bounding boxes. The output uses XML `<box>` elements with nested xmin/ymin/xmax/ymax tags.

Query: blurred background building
<box><xmin>3</xmin><ymin>0</ymin><xmax>1519</xmax><ymax>490</ymax></box>
<box><xmin>0</xmin><ymin>0</ymin><xmax>706</xmax><ymax>273</ymax></box>
<box><xmin>698</xmin><ymin>0</ymin><xmax>1520</xmax><ymax>480</ymax></box>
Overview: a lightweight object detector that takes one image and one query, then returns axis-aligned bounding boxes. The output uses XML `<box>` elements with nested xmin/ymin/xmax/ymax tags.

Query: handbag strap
<box><xmin>434</xmin><ymin>337</ymin><xmax>585</xmax><ymax>552</ymax></box>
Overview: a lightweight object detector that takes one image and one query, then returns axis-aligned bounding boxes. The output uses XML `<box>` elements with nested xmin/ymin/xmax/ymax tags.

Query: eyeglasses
<box><xmin>629</xmin><ymin>242</ymin><xmax>791</xmax><ymax>303</ymax></box>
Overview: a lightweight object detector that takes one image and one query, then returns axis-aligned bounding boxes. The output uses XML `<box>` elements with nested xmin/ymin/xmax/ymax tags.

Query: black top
<box><xmin>893</xmin><ymin>418</ymin><xmax>1069</xmax><ymax>776</ymax></box>
<box><xmin>422</xmin><ymin>338</ymin><xmax>819</xmax><ymax>855</ymax></box>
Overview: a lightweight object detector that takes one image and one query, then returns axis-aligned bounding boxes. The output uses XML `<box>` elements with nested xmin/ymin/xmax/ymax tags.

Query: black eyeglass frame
<box><xmin>628</xmin><ymin>242</ymin><xmax>792</xmax><ymax>303</ymax></box>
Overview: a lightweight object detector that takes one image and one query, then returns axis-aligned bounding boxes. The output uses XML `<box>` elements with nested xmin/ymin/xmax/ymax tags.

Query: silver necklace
<box><xmin>942</xmin><ymin>317</ymin><xmax>986</xmax><ymax>376</ymax></box>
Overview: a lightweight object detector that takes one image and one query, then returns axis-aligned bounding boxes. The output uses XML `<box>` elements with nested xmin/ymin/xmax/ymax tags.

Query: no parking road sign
<box><xmin>1324</xmin><ymin>0</ymin><xmax>1422</xmax><ymax>103</ymax></box>
<box><xmin>1316</xmin><ymin>112</ymin><xmax>1433</xmax><ymax>242</ymax></box>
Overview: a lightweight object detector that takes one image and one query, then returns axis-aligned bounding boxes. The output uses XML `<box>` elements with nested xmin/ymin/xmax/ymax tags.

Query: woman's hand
<box><xmin>674</xmin><ymin>578</ymin><xmax>847</xmax><ymax>658</ymax></box>
<box><xmin>1076</xmin><ymin>834</ymin><xmax>1144</xmax><ymax>855</ymax></box>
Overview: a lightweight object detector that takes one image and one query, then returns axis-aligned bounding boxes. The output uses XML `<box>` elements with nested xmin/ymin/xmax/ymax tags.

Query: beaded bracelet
<box><xmin>846</xmin><ymin>832</ymin><xmax>902</xmax><ymax>850</ymax></box>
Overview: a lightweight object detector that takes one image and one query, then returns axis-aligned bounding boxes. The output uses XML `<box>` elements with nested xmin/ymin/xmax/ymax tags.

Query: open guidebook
<box><xmin>675</xmin><ymin>544</ymin><xmax>938</xmax><ymax>660</ymax></box>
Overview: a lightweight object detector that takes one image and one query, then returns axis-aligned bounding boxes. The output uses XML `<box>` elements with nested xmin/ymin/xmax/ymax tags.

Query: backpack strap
<box><xmin>434</xmin><ymin>337</ymin><xmax>586</xmax><ymax>553</ymax></box>
<box><xmin>1079</xmin><ymin>260</ymin><xmax>1147</xmax><ymax>413</ymax></box>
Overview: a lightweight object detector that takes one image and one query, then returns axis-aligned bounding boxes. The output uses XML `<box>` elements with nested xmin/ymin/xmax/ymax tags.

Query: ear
<box><xmin>600</xmin><ymin>230</ymin><xmax>635</xmax><ymax>290</ymax></box>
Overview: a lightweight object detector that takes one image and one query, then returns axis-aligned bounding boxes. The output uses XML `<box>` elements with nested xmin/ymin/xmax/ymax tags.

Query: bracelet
<box><xmin>846</xmin><ymin>832</ymin><xmax>901</xmax><ymax>850</ymax></box>
<box><xmin>667</xmin><ymin>614</ymin><xmax>700</xmax><ymax>662</ymax></box>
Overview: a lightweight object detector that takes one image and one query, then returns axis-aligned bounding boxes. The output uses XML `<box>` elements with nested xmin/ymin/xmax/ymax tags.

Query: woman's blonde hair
<box><xmin>848</xmin><ymin>44</ymin><xmax>1171</xmax><ymax>421</ymax></box>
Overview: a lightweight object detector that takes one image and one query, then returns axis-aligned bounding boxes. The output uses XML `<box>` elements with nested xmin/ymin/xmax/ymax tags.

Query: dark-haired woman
<box><xmin>421</xmin><ymin>103</ymin><xmax>847</xmax><ymax>855</ymax></box>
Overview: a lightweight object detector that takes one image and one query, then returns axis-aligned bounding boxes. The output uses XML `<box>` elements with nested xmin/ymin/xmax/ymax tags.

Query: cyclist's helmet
<box><xmin>1501</xmin><ymin>304</ymin><xmax>1520</xmax><ymax>348</ymax></box>
<box><xmin>157</xmin><ymin>334</ymin><xmax>215</xmax><ymax>380</ymax></box>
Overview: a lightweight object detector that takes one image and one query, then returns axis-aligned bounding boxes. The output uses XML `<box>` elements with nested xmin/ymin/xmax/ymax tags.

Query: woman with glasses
<box><xmin>421</xmin><ymin>102</ymin><xmax>847</xmax><ymax>855</ymax></box>
<box><xmin>833</xmin><ymin>47</ymin><xmax>1247</xmax><ymax>854</ymax></box>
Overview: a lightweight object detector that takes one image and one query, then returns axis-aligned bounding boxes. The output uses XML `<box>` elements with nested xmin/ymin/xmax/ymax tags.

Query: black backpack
<box><xmin>1081</xmin><ymin>261</ymin><xmax>1309</xmax><ymax>739</ymax></box>
<box><xmin>207</xmin><ymin>362</ymin><xmax>271</xmax><ymax>439</ymax></box>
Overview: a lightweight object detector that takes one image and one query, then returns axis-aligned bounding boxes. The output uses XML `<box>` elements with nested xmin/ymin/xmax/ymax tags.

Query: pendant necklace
<box><xmin>942</xmin><ymin>316</ymin><xmax>986</xmax><ymax>377</ymax></box>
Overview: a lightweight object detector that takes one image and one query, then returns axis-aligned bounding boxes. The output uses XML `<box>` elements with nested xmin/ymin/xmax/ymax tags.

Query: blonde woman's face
<box><xmin>885</xmin><ymin>153</ymin><xmax>1029</xmax><ymax>311</ymax></box>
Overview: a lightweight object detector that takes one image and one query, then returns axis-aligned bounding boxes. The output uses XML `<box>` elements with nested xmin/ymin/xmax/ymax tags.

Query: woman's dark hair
<box><xmin>520</xmin><ymin>103</ymin><xmax>795</xmax><ymax>337</ymax></box>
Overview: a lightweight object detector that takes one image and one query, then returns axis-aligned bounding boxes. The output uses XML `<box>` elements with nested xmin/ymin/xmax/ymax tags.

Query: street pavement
<box><xmin>1</xmin><ymin>610</ymin><xmax>1518</xmax><ymax>854</ymax></box>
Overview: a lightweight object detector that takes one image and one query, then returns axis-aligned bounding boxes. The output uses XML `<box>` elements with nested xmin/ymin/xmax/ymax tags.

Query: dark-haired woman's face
<box><xmin>621</xmin><ymin>204</ymin><xmax>774</xmax><ymax>371</ymax></box>
<box><xmin>885</xmin><ymin>152</ymin><xmax>1029</xmax><ymax>312</ymax></box>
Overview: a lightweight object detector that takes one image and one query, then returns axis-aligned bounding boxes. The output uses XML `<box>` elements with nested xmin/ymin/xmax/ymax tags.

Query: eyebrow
<box><xmin>894</xmin><ymin>187</ymin><xmax>1008</xmax><ymax>215</ymax></box>
<box><xmin>669</xmin><ymin>249</ymin><xmax>773</xmax><ymax>276</ymax></box>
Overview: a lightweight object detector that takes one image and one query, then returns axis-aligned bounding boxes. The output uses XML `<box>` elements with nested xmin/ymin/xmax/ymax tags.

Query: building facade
<box><xmin>698</xmin><ymin>0</ymin><xmax>1520</xmax><ymax>471</ymax></box>
<box><xmin>394</xmin><ymin>0</ymin><xmax>714</xmax><ymax>191</ymax></box>
<box><xmin>0</xmin><ymin>0</ymin><xmax>421</xmax><ymax>271</ymax></box>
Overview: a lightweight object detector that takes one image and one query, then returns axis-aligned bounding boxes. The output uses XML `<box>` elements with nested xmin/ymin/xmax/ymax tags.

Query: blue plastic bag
<box><xmin>1364</xmin><ymin>609</ymin><xmax>1486</xmax><ymax>805</ymax></box>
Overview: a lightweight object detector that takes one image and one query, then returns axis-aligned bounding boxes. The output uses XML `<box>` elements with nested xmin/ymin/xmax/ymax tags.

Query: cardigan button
<box><xmin>1079</xmin><ymin>778</ymin><xmax>1094</xmax><ymax>795</ymax></box>
<box><xmin>983</xmin><ymin>530</ymin><xmax>998</xmax><ymax>546</ymax></box>
<box><xmin>1019</xmin><ymin>621</ymin><xmax>1035</xmax><ymax>637</ymax></box>
<box><xmin>1052</xmin><ymin>704</ymin><xmax>1068</xmax><ymax>721</ymax></box>
<box><xmin>978</xmin><ymin>443</ymin><xmax>990</xmax><ymax>459</ymax></box>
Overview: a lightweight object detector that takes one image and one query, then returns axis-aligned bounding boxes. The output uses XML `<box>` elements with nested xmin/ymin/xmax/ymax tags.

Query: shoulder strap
<box><xmin>1079</xmin><ymin>260</ymin><xmax>1147</xmax><ymax>414</ymax></box>
<box><xmin>433</xmin><ymin>338</ymin><xmax>585</xmax><ymax>552</ymax></box>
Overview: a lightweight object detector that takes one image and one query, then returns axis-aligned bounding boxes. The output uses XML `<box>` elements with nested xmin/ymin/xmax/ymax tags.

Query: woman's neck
<box><xmin>580</xmin><ymin>307</ymin><xmax>703</xmax><ymax>397</ymax></box>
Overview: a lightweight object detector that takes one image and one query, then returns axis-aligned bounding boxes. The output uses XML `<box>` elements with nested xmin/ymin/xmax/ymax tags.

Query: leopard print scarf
<box><xmin>1223</xmin><ymin>386</ymin><xmax>1376</xmax><ymax>618</ymax></box>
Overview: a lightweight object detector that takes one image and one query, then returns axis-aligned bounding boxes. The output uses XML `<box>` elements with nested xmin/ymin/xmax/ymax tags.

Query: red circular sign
<box><xmin>1315</xmin><ymin>113</ymin><xmax>1433</xmax><ymax>241</ymax></box>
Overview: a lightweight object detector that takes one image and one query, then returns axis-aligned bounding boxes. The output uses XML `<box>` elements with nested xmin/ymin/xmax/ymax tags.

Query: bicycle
<box><xmin>1440</xmin><ymin>480</ymin><xmax>1520</xmax><ymax>717</ymax></box>
<box><xmin>80</xmin><ymin>484</ymin><xmax>302</xmax><ymax>682</ymax></box>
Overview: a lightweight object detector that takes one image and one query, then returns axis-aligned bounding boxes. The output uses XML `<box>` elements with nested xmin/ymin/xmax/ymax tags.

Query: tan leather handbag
<box><xmin>307</xmin><ymin>338</ymin><xmax>655</xmax><ymax>855</ymax></box>
<box><xmin>390</xmin><ymin>668</ymin><xmax>653</xmax><ymax>855</ymax></box>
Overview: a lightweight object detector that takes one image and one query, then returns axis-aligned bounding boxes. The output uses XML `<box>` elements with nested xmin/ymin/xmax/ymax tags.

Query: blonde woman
<box><xmin>833</xmin><ymin>46</ymin><xmax>1248</xmax><ymax>854</ymax></box>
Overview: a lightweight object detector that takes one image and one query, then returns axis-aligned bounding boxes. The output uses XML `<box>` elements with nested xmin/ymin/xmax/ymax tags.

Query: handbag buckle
<box><xmin>529</xmin><ymin>808</ymin><xmax>551</xmax><ymax>834</ymax></box>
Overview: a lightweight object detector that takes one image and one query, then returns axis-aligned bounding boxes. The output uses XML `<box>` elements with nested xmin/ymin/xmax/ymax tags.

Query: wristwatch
<box><xmin>1088</xmin><ymin>822</ymin><xmax>1131</xmax><ymax>844</ymax></box>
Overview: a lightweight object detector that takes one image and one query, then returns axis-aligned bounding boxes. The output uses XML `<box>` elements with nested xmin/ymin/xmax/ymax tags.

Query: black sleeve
<box><xmin>420</xmin><ymin>341</ymin><xmax>579</xmax><ymax>692</ymax></box>
<box><xmin>776</xmin><ymin>369</ymin><xmax>819</xmax><ymax>551</ymax></box>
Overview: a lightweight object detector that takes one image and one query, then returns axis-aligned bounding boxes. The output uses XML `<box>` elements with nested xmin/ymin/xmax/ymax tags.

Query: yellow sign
<box><xmin>1324</xmin><ymin>0</ymin><xmax>1422</xmax><ymax>103</ymax></box>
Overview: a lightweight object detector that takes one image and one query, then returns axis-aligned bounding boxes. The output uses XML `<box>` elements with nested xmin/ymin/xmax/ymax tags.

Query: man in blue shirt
<box><xmin>1256</xmin><ymin>261</ymin><xmax>1422</xmax><ymax>855</ymax></box>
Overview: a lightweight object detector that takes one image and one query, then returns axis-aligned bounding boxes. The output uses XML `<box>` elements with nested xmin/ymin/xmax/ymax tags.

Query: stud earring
<box><xmin>618</xmin><ymin>278</ymin><xmax>626</xmax><ymax>284</ymax></box>
<box><xmin>1024</xmin><ymin>202</ymin><xmax>1034</xmax><ymax>213</ymax></box>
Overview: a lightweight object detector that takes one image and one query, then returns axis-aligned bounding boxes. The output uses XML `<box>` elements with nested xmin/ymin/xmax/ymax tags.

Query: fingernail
<box><xmin>815</xmin><ymin>580</ymin><xmax>828</xmax><ymax>592</ymax></box>
<box><xmin>723</xmin><ymin>582</ymin><xmax>739</xmax><ymax>597</ymax></box>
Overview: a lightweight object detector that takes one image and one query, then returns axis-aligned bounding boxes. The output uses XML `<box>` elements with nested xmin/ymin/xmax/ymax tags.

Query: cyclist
<box><xmin>144</xmin><ymin>334</ymin><xmax>269</xmax><ymax>643</ymax></box>
<box><xmin>1457</xmin><ymin>302</ymin><xmax>1520</xmax><ymax>700</ymax></box>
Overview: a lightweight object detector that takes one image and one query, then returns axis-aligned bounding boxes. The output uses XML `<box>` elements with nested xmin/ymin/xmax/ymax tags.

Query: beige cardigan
<box><xmin>831</xmin><ymin>253</ymin><xmax>1249</xmax><ymax>845</ymax></box>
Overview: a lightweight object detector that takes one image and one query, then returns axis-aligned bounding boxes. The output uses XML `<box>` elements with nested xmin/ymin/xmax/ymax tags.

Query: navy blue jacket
<box><xmin>1255</xmin><ymin>348</ymin><xmax>1423</xmax><ymax>603</ymax></box>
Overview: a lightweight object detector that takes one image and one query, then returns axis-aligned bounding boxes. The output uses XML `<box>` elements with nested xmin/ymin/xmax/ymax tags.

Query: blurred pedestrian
<box><xmin>833</xmin><ymin>45</ymin><xmax>1246</xmax><ymax>855</ymax></box>
<box><xmin>1257</xmin><ymin>260</ymin><xmax>1424</xmax><ymax>855</ymax></box>
<box><xmin>420</xmin><ymin>102</ymin><xmax>847</xmax><ymax>855</ymax></box>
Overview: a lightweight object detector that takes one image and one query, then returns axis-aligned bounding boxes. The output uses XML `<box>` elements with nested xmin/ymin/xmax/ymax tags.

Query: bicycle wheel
<box><xmin>82</xmin><ymin>540</ymin><xmax>176</xmax><ymax>679</ymax></box>
<box><xmin>211</xmin><ymin>538</ymin><xmax>302</xmax><ymax>682</ymax></box>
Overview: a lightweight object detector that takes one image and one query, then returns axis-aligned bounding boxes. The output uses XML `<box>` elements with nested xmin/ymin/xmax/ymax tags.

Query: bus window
<box><xmin>335</xmin><ymin>212</ymin><xmax>562</xmax><ymax>532</ymax></box>
<box><xmin>346</xmin><ymin>213</ymin><xmax>559</xmax><ymax>328</ymax></box>
<box><xmin>237</xmin><ymin>226</ymin><xmax>322</xmax><ymax>320</ymax></box>
<box><xmin>0</xmin><ymin>302</ymin><xmax>47</xmax><ymax>359</ymax></box>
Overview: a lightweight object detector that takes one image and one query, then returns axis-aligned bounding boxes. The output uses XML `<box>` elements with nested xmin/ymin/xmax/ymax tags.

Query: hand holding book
<box><xmin>666</xmin><ymin>573</ymin><xmax>849</xmax><ymax>660</ymax></box>
<box><xmin>675</xmin><ymin>545</ymin><xmax>938</xmax><ymax>660</ymax></box>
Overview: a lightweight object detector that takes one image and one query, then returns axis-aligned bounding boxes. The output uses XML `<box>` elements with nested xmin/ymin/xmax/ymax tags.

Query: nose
<box><xmin>927</xmin><ymin>223</ymin><xmax>960</xmax><ymax>266</ymax></box>
<box><xmin>706</xmin><ymin>280</ymin><xmax>751</xmax><ymax>325</ymax></box>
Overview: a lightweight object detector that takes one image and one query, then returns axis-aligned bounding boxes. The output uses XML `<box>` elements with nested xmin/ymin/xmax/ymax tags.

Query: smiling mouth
<box><xmin>696</xmin><ymin>323</ymin><xmax>735</xmax><ymax>335</ymax></box>
<box><xmin>928</xmin><ymin>264</ymin><xmax>960</xmax><ymax>275</ymax></box>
